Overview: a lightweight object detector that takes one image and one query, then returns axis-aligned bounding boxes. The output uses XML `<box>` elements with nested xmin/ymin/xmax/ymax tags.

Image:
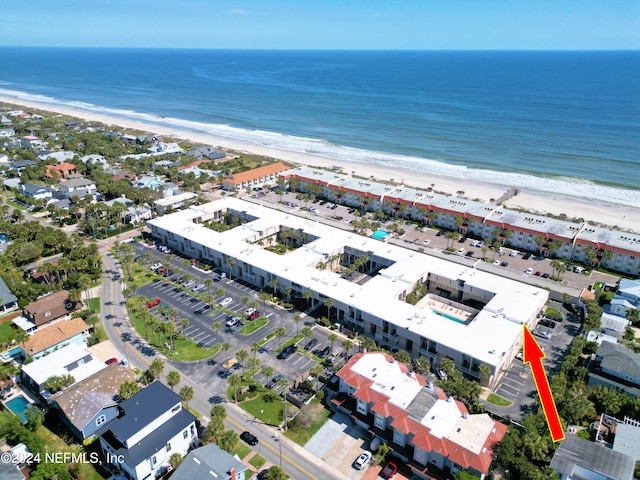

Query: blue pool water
<box><xmin>5</xmin><ymin>395</ymin><xmax>31</xmax><ymax>423</ymax></box>
<box><xmin>433</xmin><ymin>310</ymin><xmax>466</xmax><ymax>325</ymax></box>
<box><xmin>371</xmin><ymin>230</ymin><xmax>390</xmax><ymax>240</ymax></box>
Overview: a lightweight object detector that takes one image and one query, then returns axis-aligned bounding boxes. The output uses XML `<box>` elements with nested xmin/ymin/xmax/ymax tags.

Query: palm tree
<box><xmin>14</xmin><ymin>329</ymin><xmax>30</xmax><ymax>354</ymax></box>
<box><xmin>226</xmin><ymin>257</ymin><xmax>235</xmax><ymax>279</ymax></box>
<box><xmin>149</xmin><ymin>358</ymin><xmax>165</xmax><ymax>378</ymax></box>
<box><xmin>274</xmin><ymin>326</ymin><xmax>286</xmax><ymax>345</ymax></box>
<box><xmin>269</xmin><ymin>278</ymin><xmax>279</xmax><ymax>296</ymax></box>
<box><xmin>204</xmin><ymin>278</ymin><xmax>214</xmax><ymax>298</ymax></box>
<box><xmin>310</xmin><ymin>364</ymin><xmax>324</xmax><ymax>390</ymax></box>
<box><xmin>302</xmin><ymin>290</ymin><xmax>313</xmax><ymax>309</ymax></box>
<box><xmin>178</xmin><ymin>318</ymin><xmax>190</xmax><ymax>337</ymax></box>
<box><xmin>166</xmin><ymin>370</ymin><xmax>181</xmax><ymax>390</ymax></box>
<box><xmin>216</xmin><ymin>287</ymin><xmax>225</xmax><ymax>299</ymax></box>
<box><xmin>328</xmin><ymin>333</ymin><xmax>338</xmax><ymax>354</ymax></box>
<box><xmin>302</xmin><ymin>327</ymin><xmax>313</xmax><ymax>346</ymax></box>
<box><xmin>179</xmin><ymin>385</ymin><xmax>194</xmax><ymax>408</ymax></box>
<box><xmin>228</xmin><ymin>373</ymin><xmax>242</xmax><ymax>403</ymax></box>
<box><xmin>342</xmin><ymin>339</ymin><xmax>354</xmax><ymax>358</ymax></box>
<box><xmin>626</xmin><ymin>308</ymin><xmax>640</xmax><ymax>326</ymax></box>
<box><xmin>236</xmin><ymin>349</ymin><xmax>249</xmax><ymax>376</ymax></box>
<box><xmin>293</xmin><ymin>314</ymin><xmax>302</xmax><ymax>335</ymax></box>
<box><xmin>222</xmin><ymin>342</ymin><xmax>231</xmax><ymax>361</ymax></box>
<box><xmin>212</xmin><ymin>321</ymin><xmax>222</xmax><ymax>340</ymax></box>
<box><xmin>218</xmin><ymin>430</ymin><xmax>239</xmax><ymax>453</ymax></box>
<box><xmin>262</xmin><ymin>366</ymin><xmax>274</xmax><ymax>387</ymax></box>
<box><xmin>248</xmin><ymin>357</ymin><xmax>261</xmax><ymax>376</ymax></box>
<box><xmin>324</xmin><ymin>298</ymin><xmax>334</xmax><ymax>320</ymax></box>
<box><xmin>251</xmin><ymin>341</ymin><xmax>261</xmax><ymax>357</ymax></box>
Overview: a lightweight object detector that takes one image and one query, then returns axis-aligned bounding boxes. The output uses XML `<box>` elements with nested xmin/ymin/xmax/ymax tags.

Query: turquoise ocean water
<box><xmin>0</xmin><ymin>48</ymin><xmax>638</xmax><ymax>206</ymax></box>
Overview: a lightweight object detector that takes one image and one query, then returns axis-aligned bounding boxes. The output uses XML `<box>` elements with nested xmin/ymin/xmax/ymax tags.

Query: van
<box><xmin>574</xmin><ymin>266</ymin><xmax>583</xmax><ymax>274</ymax></box>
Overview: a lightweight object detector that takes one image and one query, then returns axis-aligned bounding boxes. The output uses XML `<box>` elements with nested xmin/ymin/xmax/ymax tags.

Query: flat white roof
<box><xmin>21</xmin><ymin>343</ymin><xmax>105</xmax><ymax>385</ymax></box>
<box><xmin>154</xmin><ymin>192</ymin><xmax>196</xmax><ymax>206</ymax></box>
<box><xmin>148</xmin><ymin>198</ymin><xmax>548</xmax><ymax>366</ymax></box>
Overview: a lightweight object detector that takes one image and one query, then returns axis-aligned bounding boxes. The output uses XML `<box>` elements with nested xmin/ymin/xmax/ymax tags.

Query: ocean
<box><xmin>1</xmin><ymin>48</ymin><xmax>638</xmax><ymax>206</ymax></box>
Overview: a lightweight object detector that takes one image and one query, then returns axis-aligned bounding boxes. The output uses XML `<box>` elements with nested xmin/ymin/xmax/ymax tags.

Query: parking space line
<box><xmin>184</xmin><ymin>326</ymin><xmax>199</xmax><ymax>335</ymax></box>
<box><xmin>195</xmin><ymin>334</ymin><xmax>211</xmax><ymax>343</ymax></box>
<box><xmin>203</xmin><ymin>338</ymin><xmax>217</xmax><ymax>348</ymax></box>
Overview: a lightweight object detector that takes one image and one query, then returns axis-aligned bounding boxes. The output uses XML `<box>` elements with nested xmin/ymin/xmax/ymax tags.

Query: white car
<box><xmin>493</xmin><ymin>260</ymin><xmax>501</xmax><ymax>266</ymax></box>
<box><xmin>525</xmin><ymin>267</ymin><xmax>534</xmax><ymax>275</ymax></box>
<box><xmin>353</xmin><ymin>451</ymin><xmax>372</xmax><ymax>470</ymax></box>
<box><xmin>509</xmin><ymin>250</ymin><xmax>518</xmax><ymax>257</ymax></box>
<box><xmin>245</xmin><ymin>307</ymin><xmax>256</xmax><ymax>316</ymax></box>
<box><xmin>475</xmin><ymin>241</ymin><xmax>484</xmax><ymax>248</ymax></box>
<box><xmin>183</xmin><ymin>279</ymin><xmax>196</xmax><ymax>288</ymax></box>
<box><xmin>456</xmin><ymin>248</ymin><xmax>466</xmax><ymax>255</ymax></box>
<box><xmin>219</xmin><ymin>297</ymin><xmax>233</xmax><ymax>307</ymax></box>
<box><xmin>423</xmin><ymin>239</ymin><xmax>431</xmax><ymax>245</ymax></box>
<box><xmin>225</xmin><ymin>316</ymin><xmax>241</xmax><ymax>328</ymax></box>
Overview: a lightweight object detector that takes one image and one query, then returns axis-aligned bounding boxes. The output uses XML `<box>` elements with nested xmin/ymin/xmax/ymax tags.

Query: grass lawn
<box><xmin>0</xmin><ymin>321</ymin><xmax>16</xmax><ymax>344</ymax></box>
<box><xmin>239</xmin><ymin>317</ymin><xmax>269</xmax><ymax>335</ymax></box>
<box><xmin>274</xmin><ymin>334</ymin><xmax>304</xmax><ymax>354</ymax></box>
<box><xmin>130</xmin><ymin>308</ymin><xmax>221</xmax><ymax>362</ymax></box>
<box><xmin>183</xmin><ymin>403</ymin><xmax>203</xmax><ymax>420</ymax></box>
<box><xmin>232</xmin><ymin>443</ymin><xmax>252</xmax><ymax>460</ymax></box>
<box><xmin>486</xmin><ymin>393</ymin><xmax>512</xmax><ymax>407</ymax></box>
<box><xmin>87</xmin><ymin>297</ymin><xmax>101</xmax><ymax>313</ymax></box>
<box><xmin>284</xmin><ymin>404</ymin><xmax>331</xmax><ymax>446</ymax></box>
<box><xmin>239</xmin><ymin>394</ymin><xmax>290</xmax><ymax>427</ymax></box>
<box><xmin>257</xmin><ymin>327</ymin><xmax>285</xmax><ymax>348</ymax></box>
<box><xmin>249</xmin><ymin>454</ymin><xmax>266</xmax><ymax>469</ymax></box>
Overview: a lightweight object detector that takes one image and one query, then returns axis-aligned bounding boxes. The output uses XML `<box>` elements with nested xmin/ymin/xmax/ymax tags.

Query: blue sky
<box><xmin>1</xmin><ymin>0</ymin><xmax>638</xmax><ymax>49</ymax></box>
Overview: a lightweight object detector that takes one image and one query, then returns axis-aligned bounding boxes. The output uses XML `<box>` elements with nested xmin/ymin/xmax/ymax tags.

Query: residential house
<box><xmin>148</xmin><ymin>142</ymin><xmax>182</xmax><ymax>154</ymax></box>
<box><xmin>177</xmin><ymin>164</ymin><xmax>218</xmax><ymax>180</ymax></box>
<box><xmin>8</xmin><ymin>160</ymin><xmax>36</xmax><ymax>173</ymax></box>
<box><xmin>612</xmin><ymin>419</ymin><xmax>640</xmax><ymax>464</ymax></box>
<box><xmin>59</xmin><ymin>177</ymin><xmax>98</xmax><ymax>200</ymax></box>
<box><xmin>588</xmin><ymin>341</ymin><xmax>640</xmax><ymax>397</ymax></box>
<box><xmin>22</xmin><ymin>290</ymin><xmax>84</xmax><ymax>328</ymax></box>
<box><xmin>550</xmin><ymin>433</ymin><xmax>635</xmax><ymax>480</ymax></box>
<box><xmin>49</xmin><ymin>365</ymin><xmax>136</xmax><ymax>440</ymax></box>
<box><xmin>37</xmin><ymin>151</ymin><xmax>75</xmax><ymax>163</ymax></box>
<box><xmin>222</xmin><ymin>162</ymin><xmax>288</xmax><ymax>191</ymax></box>
<box><xmin>18</xmin><ymin>317</ymin><xmax>89</xmax><ymax>360</ymax></box>
<box><xmin>20</xmin><ymin>183</ymin><xmax>53</xmax><ymax>201</ymax></box>
<box><xmin>20</xmin><ymin>136</ymin><xmax>44</xmax><ymax>149</ymax></box>
<box><xmin>186</xmin><ymin>146</ymin><xmax>225</xmax><ymax>161</ymax></box>
<box><xmin>81</xmin><ymin>155</ymin><xmax>109</xmax><ymax>170</ymax></box>
<box><xmin>330</xmin><ymin>352</ymin><xmax>507</xmax><ymax>479</ymax></box>
<box><xmin>105</xmin><ymin>197</ymin><xmax>135</xmax><ymax>209</ymax></box>
<box><xmin>0</xmin><ymin>277</ymin><xmax>18</xmax><ymax>312</ymax></box>
<box><xmin>169</xmin><ymin>443</ymin><xmax>247</xmax><ymax>480</ymax></box>
<box><xmin>0</xmin><ymin>460</ymin><xmax>26</xmax><ymax>480</ymax></box>
<box><xmin>0</xmin><ymin>128</ymin><xmax>16</xmax><ymax>138</ymax></box>
<box><xmin>46</xmin><ymin>162</ymin><xmax>78</xmax><ymax>180</ymax></box>
<box><xmin>21</xmin><ymin>343</ymin><xmax>106</xmax><ymax>396</ymax></box>
<box><xmin>125</xmin><ymin>204</ymin><xmax>153</xmax><ymax>223</ymax></box>
<box><xmin>154</xmin><ymin>192</ymin><xmax>196</xmax><ymax>214</ymax></box>
<box><xmin>0</xmin><ymin>153</ymin><xmax>9</xmax><ymax>164</ymax></box>
<box><xmin>135</xmin><ymin>175</ymin><xmax>165</xmax><ymax>191</ymax></box>
<box><xmin>97</xmin><ymin>381</ymin><xmax>198</xmax><ymax>480</ymax></box>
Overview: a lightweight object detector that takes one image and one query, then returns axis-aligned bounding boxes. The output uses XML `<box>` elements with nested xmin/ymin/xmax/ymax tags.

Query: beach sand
<box><xmin>1</xmin><ymin>95</ymin><xmax>637</xmax><ymax>232</ymax></box>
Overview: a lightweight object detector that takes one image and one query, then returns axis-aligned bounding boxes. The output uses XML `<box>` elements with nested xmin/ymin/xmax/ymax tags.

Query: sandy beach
<box><xmin>1</xmin><ymin>95</ymin><xmax>637</xmax><ymax>232</ymax></box>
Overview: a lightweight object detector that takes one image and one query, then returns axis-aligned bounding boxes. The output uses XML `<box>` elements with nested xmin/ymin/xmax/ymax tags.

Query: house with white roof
<box><xmin>153</xmin><ymin>192</ymin><xmax>196</xmax><ymax>214</ymax></box>
<box><xmin>20</xmin><ymin>343</ymin><xmax>106</xmax><ymax>396</ymax></box>
<box><xmin>37</xmin><ymin>151</ymin><xmax>75</xmax><ymax>163</ymax></box>
<box><xmin>147</xmin><ymin>198</ymin><xmax>549</xmax><ymax>386</ymax></box>
<box><xmin>331</xmin><ymin>352</ymin><xmax>507</xmax><ymax>479</ymax></box>
<box><xmin>97</xmin><ymin>381</ymin><xmax>198</xmax><ymax>480</ymax></box>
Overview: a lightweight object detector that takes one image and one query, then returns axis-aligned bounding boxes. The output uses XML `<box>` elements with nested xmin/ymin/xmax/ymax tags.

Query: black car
<box><xmin>305</xmin><ymin>338</ymin><xmax>318</xmax><ymax>350</ymax></box>
<box><xmin>240</xmin><ymin>431</ymin><xmax>258</xmax><ymax>446</ymax></box>
<box><xmin>269</xmin><ymin>374</ymin><xmax>285</xmax><ymax>389</ymax></box>
<box><xmin>500</xmin><ymin>261</ymin><xmax>509</xmax><ymax>267</ymax></box>
<box><xmin>256</xmin><ymin>470</ymin><xmax>269</xmax><ymax>480</ymax></box>
<box><xmin>277</xmin><ymin>345</ymin><xmax>297</xmax><ymax>359</ymax></box>
<box><xmin>317</xmin><ymin>346</ymin><xmax>331</xmax><ymax>358</ymax></box>
<box><xmin>539</xmin><ymin>318</ymin><xmax>556</xmax><ymax>329</ymax></box>
<box><xmin>522</xmin><ymin>253</ymin><xmax>532</xmax><ymax>260</ymax></box>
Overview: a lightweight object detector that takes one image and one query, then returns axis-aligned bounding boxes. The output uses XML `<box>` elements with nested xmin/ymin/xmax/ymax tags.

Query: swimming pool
<box><xmin>371</xmin><ymin>230</ymin><xmax>390</xmax><ymax>240</ymax></box>
<box><xmin>4</xmin><ymin>395</ymin><xmax>31</xmax><ymax>423</ymax></box>
<box><xmin>433</xmin><ymin>310</ymin><xmax>466</xmax><ymax>324</ymax></box>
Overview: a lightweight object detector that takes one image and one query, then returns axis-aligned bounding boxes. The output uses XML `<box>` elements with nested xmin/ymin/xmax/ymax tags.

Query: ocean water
<box><xmin>0</xmin><ymin>48</ymin><xmax>638</xmax><ymax>206</ymax></box>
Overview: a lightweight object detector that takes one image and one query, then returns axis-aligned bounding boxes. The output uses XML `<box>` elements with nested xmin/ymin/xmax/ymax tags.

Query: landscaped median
<box><xmin>486</xmin><ymin>393</ymin><xmax>512</xmax><ymax>407</ymax></box>
<box><xmin>274</xmin><ymin>334</ymin><xmax>304</xmax><ymax>354</ymax></box>
<box><xmin>239</xmin><ymin>316</ymin><xmax>269</xmax><ymax>335</ymax></box>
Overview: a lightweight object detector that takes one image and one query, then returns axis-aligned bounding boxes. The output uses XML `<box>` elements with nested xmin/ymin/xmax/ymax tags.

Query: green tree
<box><xmin>392</xmin><ymin>349</ymin><xmax>411</xmax><ymax>364</ymax></box>
<box><xmin>262</xmin><ymin>366</ymin><xmax>274</xmax><ymax>386</ymax></box>
<box><xmin>413</xmin><ymin>356</ymin><xmax>430</xmax><ymax>374</ymax></box>
<box><xmin>166</xmin><ymin>370</ymin><xmax>181</xmax><ymax>391</ymax></box>
<box><xmin>179</xmin><ymin>385</ymin><xmax>194</xmax><ymax>408</ymax></box>
<box><xmin>342</xmin><ymin>339</ymin><xmax>354</xmax><ymax>358</ymax></box>
<box><xmin>210</xmin><ymin>404</ymin><xmax>227</xmax><ymax>421</ymax></box>
<box><xmin>262</xmin><ymin>465</ymin><xmax>288</xmax><ymax>480</ymax></box>
<box><xmin>236</xmin><ymin>349</ymin><xmax>249</xmax><ymax>375</ymax></box>
<box><xmin>328</xmin><ymin>333</ymin><xmax>338</xmax><ymax>354</ymax></box>
<box><xmin>169</xmin><ymin>452</ymin><xmax>184</xmax><ymax>470</ymax></box>
<box><xmin>218</xmin><ymin>429</ymin><xmax>239</xmax><ymax>453</ymax></box>
<box><xmin>24</xmin><ymin>405</ymin><xmax>45</xmax><ymax>431</ymax></box>
<box><xmin>119</xmin><ymin>380</ymin><xmax>139</xmax><ymax>400</ymax></box>
<box><xmin>222</xmin><ymin>342</ymin><xmax>231</xmax><ymax>360</ymax></box>
<box><xmin>229</xmin><ymin>373</ymin><xmax>242</xmax><ymax>403</ymax></box>
<box><xmin>149</xmin><ymin>358</ymin><xmax>165</xmax><ymax>378</ymax></box>
<box><xmin>205</xmin><ymin>416</ymin><xmax>226</xmax><ymax>443</ymax></box>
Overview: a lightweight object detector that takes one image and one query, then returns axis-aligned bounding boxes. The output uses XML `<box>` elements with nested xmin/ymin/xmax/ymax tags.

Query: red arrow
<box><xmin>522</xmin><ymin>324</ymin><xmax>565</xmax><ymax>442</ymax></box>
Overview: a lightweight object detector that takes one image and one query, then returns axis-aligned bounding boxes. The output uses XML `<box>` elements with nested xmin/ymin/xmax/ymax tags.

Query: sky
<box><xmin>1</xmin><ymin>0</ymin><xmax>638</xmax><ymax>50</ymax></box>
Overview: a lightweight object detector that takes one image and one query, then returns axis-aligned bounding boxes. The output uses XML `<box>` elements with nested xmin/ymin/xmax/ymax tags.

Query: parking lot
<box><xmin>131</xmin><ymin>241</ymin><xmax>349</xmax><ymax>392</ymax></box>
<box><xmin>488</xmin><ymin>301</ymin><xmax>582</xmax><ymax>419</ymax></box>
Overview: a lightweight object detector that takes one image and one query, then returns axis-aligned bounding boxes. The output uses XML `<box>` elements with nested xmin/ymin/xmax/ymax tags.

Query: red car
<box><xmin>146</xmin><ymin>298</ymin><xmax>161</xmax><ymax>308</ymax></box>
<box><xmin>248</xmin><ymin>311</ymin><xmax>260</xmax><ymax>320</ymax></box>
<box><xmin>105</xmin><ymin>358</ymin><xmax>119</xmax><ymax>366</ymax></box>
<box><xmin>380</xmin><ymin>462</ymin><xmax>397</xmax><ymax>479</ymax></box>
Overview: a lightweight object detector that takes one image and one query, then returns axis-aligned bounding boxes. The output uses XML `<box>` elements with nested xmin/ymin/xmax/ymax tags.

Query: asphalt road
<box><xmin>98</xmin><ymin>240</ymin><xmax>349</xmax><ymax>480</ymax></box>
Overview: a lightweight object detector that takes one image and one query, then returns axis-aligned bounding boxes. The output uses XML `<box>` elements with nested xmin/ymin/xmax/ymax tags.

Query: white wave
<box><xmin>1</xmin><ymin>89</ymin><xmax>638</xmax><ymax>208</ymax></box>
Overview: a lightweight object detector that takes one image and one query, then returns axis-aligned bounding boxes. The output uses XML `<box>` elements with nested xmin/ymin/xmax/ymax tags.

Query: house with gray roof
<box><xmin>0</xmin><ymin>276</ymin><xmax>18</xmax><ymax>312</ymax></box>
<box><xmin>59</xmin><ymin>177</ymin><xmax>97</xmax><ymax>200</ymax></box>
<box><xmin>49</xmin><ymin>364</ymin><xmax>135</xmax><ymax>440</ymax></box>
<box><xmin>20</xmin><ymin>183</ymin><xmax>53</xmax><ymax>200</ymax></box>
<box><xmin>612</xmin><ymin>421</ymin><xmax>640</xmax><ymax>463</ymax></box>
<box><xmin>97</xmin><ymin>381</ymin><xmax>198</xmax><ymax>480</ymax></box>
<box><xmin>8</xmin><ymin>160</ymin><xmax>36</xmax><ymax>172</ymax></box>
<box><xmin>550</xmin><ymin>433</ymin><xmax>635</xmax><ymax>480</ymax></box>
<box><xmin>186</xmin><ymin>146</ymin><xmax>226</xmax><ymax>161</ymax></box>
<box><xmin>588</xmin><ymin>341</ymin><xmax>640</xmax><ymax>397</ymax></box>
<box><xmin>169</xmin><ymin>443</ymin><xmax>247</xmax><ymax>480</ymax></box>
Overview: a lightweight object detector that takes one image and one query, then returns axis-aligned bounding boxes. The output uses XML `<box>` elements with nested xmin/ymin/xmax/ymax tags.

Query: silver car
<box><xmin>353</xmin><ymin>451</ymin><xmax>372</xmax><ymax>470</ymax></box>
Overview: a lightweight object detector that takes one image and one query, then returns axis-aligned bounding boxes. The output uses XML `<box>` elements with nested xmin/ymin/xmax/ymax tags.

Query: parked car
<box><xmin>456</xmin><ymin>247</ymin><xmax>466</xmax><ymax>256</ymax></box>
<box><xmin>248</xmin><ymin>311</ymin><xmax>260</xmax><ymax>320</ymax></box>
<box><xmin>534</xmin><ymin>329</ymin><xmax>551</xmax><ymax>340</ymax></box>
<box><xmin>353</xmin><ymin>451</ymin><xmax>372</xmax><ymax>470</ymax></box>
<box><xmin>146</xmin><ymin>298</ymin><xmax>161</xmax><ymax>309</ymax></box>
<box><xmin>183</xmin><ymin>279</ymin><xmax>196</xmax><ymax>288</ymax></box>
<box><xmin>436</xmin><ymin>368</ymin><xmax>448</xmax><ymax>380</ymax></box>
<box><xmin>380</xmin><ymin>461</ymin><xmax>398</xmax><ymax>479</ymax></box>
<box><xmin>162</xmin><ymin>269</ymin><xmax>174</xmax><ymax>277</ymax></box>
<box><xmin>305</xmin><ymin>338</ymin><xmax>318</xmax><ymax>350</ymax></box>
<box><xmin>539</xmin><ymin>318</ymin><xmax>556</xmax><ymax>329</ymax></box>
<box><xmin>525</xmin><ymin>267</ymin><xmax>534</xmax><ymax>275</ymax></box>
<box><xmin>317</xmin><ymin>346</ymin><xmax>331</xmax><ymax>358</ymax></box>
<box><xmin>500</xmin><ymin>261</ymin><xmax>509</xmax><ymax>267</ymax></box>
<box><xmin>325</xmin><ymin>353</ymin><xmax>338</xmax><ymax>366</ymax></box>
<box><xmin>509</xmin><ymin>250</ymin><xmax>518</xmax><ymax>257</ymax></box>
<box><xmin>522</xmin><ymin>253</ymin><xmax>532</xmax><ymax>260</ymax></box>
<box><xmin>225</xmin><ymin>316</ymin><xmax>242</xmax><ymax>328</ymax></box>
<box><xmin>493</xmin><ymin>260</ymin><xmax>501</xmax><ymax>265</ymax></box>
<box><xmin>541</xmin><ymin>273</ymin><xmax>550</xmax><ymax>278</ymax></box>
<box><xmin>219</xmin><ymin>297</ymin><xmax>233</xmax><ymax>307</ymax></box>
<box><xmin>105</xmin><ymin>357</ymin><xmax>119</xmax><ymax>366</ymax></box>
<box><xmin>245</xmin><ymin>307</ymin><xmax>256</xmax><ymax>316</ymax></box>
<box><xmin>192</xmin><ymin>283</ymin><xmax>205</xmax><ymax>292</ymax></box>
<box><xmin>277</xmin><ymin>345</ymin><xmax>297</xmax><ymax>359</ymax></box>
<box><xmin>240</xmin><ymin>431</ymin><xmax>258</xmax><ymax>446</ymax></box>
<box><xmin>515</xmin><ymin>351</ymin><xmax>523</xmax><ymax>361</ymax></box>
<box><xmin>422</xmin><ymin>239</ymin><xmax>431</xmax><ymax>245</ymax></box>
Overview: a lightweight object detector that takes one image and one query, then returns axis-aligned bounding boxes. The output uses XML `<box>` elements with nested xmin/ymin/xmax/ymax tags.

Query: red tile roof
<box><xmin>225</xmin><ymin>162</ymin><xmax>288</xmax><ymax>185</ymax></box>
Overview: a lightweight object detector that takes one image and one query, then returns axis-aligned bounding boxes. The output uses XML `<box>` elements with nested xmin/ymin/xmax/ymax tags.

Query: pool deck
<box><xmin>416</xmin><ymin>296</ymin><xmax>472</xmax><ymax>323</ymax></box>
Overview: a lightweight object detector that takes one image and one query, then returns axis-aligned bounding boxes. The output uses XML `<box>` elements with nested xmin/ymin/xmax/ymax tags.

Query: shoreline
<box><xmin>1</xmin><ymin>95</ymin><xmax>637</xmax><ymax>233</ymax></box>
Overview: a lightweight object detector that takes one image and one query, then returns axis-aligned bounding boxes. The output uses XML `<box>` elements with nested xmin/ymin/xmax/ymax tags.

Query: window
<box><xmin>183</xmin><ymin>430</ymin><xmax>188</xmax><ymax>439</ymax></box>
<box><xmin>152</xmin><ymin>455</ymin><xmax>157</xmax><ymax>466</ymax></box>
<box><xmin>96</xmin><ymin>415</ymin><xmax>107</xmax><ymax>427</ymax></box>
<box><xmin>166</xmin><ymin>442</ymin><xmax>171</xmax><ymax>452</ymax></box>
